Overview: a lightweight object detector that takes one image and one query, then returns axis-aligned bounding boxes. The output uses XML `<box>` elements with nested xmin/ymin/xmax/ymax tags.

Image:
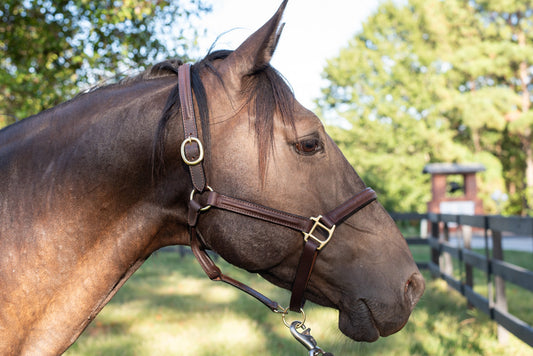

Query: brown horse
<box><xmin>0</xmin><ymin>1</ymin><xmax>424</xmax><ymax>354</ymax></box>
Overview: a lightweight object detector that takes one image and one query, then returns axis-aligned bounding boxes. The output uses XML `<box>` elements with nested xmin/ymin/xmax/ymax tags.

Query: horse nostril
<box><xmin>404</xmin><ymin>272</ymin><xmax>425</xmax><ymax>308</ymax></box>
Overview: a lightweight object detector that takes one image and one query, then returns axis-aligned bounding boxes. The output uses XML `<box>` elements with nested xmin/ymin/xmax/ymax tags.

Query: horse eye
<box><xmin>294</xmin><ymin>138</ymin><xmax>322</xmax><ymax>155</ymax></box>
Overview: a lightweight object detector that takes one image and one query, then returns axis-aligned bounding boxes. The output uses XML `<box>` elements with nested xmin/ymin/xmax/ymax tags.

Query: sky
<box><xmin>194</xmin><ymin>0</ymin><xmax>381</xmax><ymax>109</ymax></box>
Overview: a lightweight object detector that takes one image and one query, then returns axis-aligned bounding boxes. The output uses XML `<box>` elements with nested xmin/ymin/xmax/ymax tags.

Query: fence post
<box><xmin>431</xmin><ymin>220</ymin><xmax>440</xmax><ymax>278</ymax></box>
<box><xmin>492</xmin><ymin>229</ymin><xmax>509</xmax><ymax>344</ymax></box>
<box><xmin>462</xmin><ymin>225</ymin><xmax>473</xmax><ymax>299</ymax></box>
<box><xmin>442</xmin><ymin>222</ymin><xmax>453</xmax><ymax>279</ymax></box>
<box><xmin>484</xmin><ymin>217</ymin><xmax>494</xmax><ymax>330</ymax></box>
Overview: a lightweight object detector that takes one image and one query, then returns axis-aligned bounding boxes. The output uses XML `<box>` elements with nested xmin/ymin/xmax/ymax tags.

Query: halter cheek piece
<box><xmin>178</xmin><ymin>63</ymin><xmax>376</xmax><ymax>353</ymax></box>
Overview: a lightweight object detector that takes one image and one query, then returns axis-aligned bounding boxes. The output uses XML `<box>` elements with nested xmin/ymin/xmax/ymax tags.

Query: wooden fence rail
<box><xmin>390</xmin><ymin>212</ymin><xmax>533</xmax><ymax>348</ymax></box>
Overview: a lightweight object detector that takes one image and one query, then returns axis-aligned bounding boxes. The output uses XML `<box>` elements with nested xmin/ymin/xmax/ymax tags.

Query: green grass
<box><xmin>65</xmin><ymin>250</ymin><xmax>533</xmax><ymax>356</ymax></box>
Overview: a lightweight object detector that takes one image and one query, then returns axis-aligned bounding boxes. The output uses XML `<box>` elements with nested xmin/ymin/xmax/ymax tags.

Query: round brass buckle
<box><xmin>181</xmin><ymin>136</ymin><xmax>204</xmax><ymax>166</ymax></box>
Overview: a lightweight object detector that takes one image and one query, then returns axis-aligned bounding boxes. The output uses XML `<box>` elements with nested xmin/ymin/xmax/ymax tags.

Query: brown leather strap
<box><xmin>178</xmin><ymin>63</ymin><xmax>206</xmax><ymax>192</ymax></box>
<box><xmin>322</xmin><ymin>187</ymin><xmax>377</xmax><ymax>227</ymax></box>
<box><xmin>190</xmin><ymin>227</ymin><xmax>223</xmax><ymax>279</ymax></box>
<box><xmin>207</xmin><ymin>191</ymin><xmax>313</xmax><ymax>232</ymax></box>
<box><xmin>289</xmin><ymin>239</ymin><xmax>320</xmax><ymax>311</ymax></box>
<box><xmin>188</xmin><ymin>201</ymin><xmax>282</xmax><ymax>311</ymax></box>
<box><xmin>191</xmin><ymin>239</ymin><xmax>283</xmax><ymax>311</ymax></box>
<box><xmin>207</xmin><ymin>188</ymin><xmax>377</xmax><ymax>233</ymax></box>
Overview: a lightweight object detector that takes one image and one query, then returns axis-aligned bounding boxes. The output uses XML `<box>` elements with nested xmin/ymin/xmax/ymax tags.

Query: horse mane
<box><xmin>151</xmin><ymin>50</ymin><xmax>296</xmax><ymax>182</ymax></box>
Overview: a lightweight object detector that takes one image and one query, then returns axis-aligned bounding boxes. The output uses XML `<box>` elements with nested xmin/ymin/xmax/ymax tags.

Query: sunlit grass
<box><xmin>65</xmin><ymin>251</ymin><xmax>532</xmax><ymax>355</ymax></box>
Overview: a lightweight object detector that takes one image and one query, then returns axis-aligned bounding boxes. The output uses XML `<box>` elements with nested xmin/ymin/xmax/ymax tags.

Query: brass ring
<box><xmin>189</xmin><ymin>186</ymin><xmax>214</xmax><ymax>212</ymax></box>
<box><xmin>181</xmin><ymin>136</ymin><xmax>204</xmax><ymax>166</ymax></box>
<box><xmin>282</xmin><ymin>308</ymin><xmax>306</xmax><ymax>328</ymax></box>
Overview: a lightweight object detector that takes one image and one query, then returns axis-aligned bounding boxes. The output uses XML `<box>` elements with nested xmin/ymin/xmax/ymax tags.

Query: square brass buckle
<box><xmin>302</xmin><ymin>215</ymin><xmax>336</xmax><ymax>251</ymax></box>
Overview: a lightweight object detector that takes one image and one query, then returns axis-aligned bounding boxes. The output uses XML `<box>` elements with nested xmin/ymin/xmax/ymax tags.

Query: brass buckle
<box><xmin>302</xmin><ymin>215</ymin><xmax>335</xmax><ymax>251</ymax></box>
<box><xmin>181</xmin><ymin>136</ymin><xmax>204</xmax><ymax>166</ymax></box>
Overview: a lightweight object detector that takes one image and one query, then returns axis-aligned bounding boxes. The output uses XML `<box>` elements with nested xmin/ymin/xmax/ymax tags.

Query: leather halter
<box><xmin>177</xmin><ymin>63</ymin><xmax>377</xmax><ymax>313</ymax></box>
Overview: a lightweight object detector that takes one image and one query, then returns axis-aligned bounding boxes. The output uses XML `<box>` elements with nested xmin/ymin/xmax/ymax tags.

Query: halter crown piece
<box><xmin>178</xmin><ymin>63</ymin><xmax>376</xmax><ymax>355</ymax></box>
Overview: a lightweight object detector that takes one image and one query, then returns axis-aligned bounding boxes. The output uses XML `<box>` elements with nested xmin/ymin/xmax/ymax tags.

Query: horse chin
<box><xmin>338</xmin><ymin>300</ymin><xmax>380</xmax><ymax>342</ymax></box>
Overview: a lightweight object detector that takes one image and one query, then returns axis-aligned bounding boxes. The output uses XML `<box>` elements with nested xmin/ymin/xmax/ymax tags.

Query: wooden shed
<box><xmin>423</xmin><ymin>163</ymin><xmax>485</xmax><ymax>215</ymax></box>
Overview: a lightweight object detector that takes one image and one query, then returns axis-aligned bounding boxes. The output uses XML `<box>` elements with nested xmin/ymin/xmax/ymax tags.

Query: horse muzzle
<box><xmin>339</xmin><ymin>271</ymin><xmax>425</xmax><ymax>342</ymax></box>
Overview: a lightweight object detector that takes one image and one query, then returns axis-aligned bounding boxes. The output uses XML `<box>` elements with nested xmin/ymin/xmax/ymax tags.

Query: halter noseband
<box><xmin>177</xmin><ymin>62</ymin><xmax>376</xmax><ymax>318</ymax></box>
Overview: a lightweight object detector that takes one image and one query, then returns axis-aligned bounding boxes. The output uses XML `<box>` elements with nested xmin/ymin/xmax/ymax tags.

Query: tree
<box><xmin>0</xmin><ymin>0</ymin><xmax>211</xmax><ymax>126</ymax></box>
<box><xmin>319</xmin><ymin>0</ymin><xmax>532</xmax><ymax>215</ymax></box>
<box><xmin>445</xmin><ymin>0</ymin><xmax>533</xmax><ymax>214</ymax></box>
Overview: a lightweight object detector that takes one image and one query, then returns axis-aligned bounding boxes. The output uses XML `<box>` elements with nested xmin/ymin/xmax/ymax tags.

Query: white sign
<box><xmin>440</xmin><ymin>201</ymin><xmax>475</xmax><ymax>215</ymax></box>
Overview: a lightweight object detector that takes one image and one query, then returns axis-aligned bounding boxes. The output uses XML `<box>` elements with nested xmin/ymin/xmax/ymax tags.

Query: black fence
<box><xmin>391</xmin><ymin>212</ymin><xmax>533</xmax><ymax>348</ymax></box>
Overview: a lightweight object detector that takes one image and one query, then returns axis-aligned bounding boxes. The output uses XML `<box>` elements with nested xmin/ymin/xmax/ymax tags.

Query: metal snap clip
<box><xmin>289</xmin><ymin>321</ymin><xmax>328</xmax><ymax>356</ymax></box>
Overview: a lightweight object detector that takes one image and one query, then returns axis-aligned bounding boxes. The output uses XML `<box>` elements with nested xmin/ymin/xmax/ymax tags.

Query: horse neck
<box><xmin>0</xmin><ymin>77</ymin><xmax>193</xmax><ymax>355</ymax></box>
<box><xmin>2</xmin><ymin>76</ymin><xmax>191</xmax><ymax>231</ymax></box>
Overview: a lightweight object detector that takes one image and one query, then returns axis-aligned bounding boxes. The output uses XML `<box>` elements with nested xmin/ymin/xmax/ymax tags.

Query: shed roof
<box><xmin>422</xmin><ymin>163</ymin><xmax>486</xmax><ymax>175</ymax></box>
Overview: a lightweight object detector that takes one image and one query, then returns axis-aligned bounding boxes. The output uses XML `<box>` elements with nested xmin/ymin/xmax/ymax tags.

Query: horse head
<box><xmin>184</xmin><ymin>1</ymin><xmax>425</xmax><ymax>342</ymax></box>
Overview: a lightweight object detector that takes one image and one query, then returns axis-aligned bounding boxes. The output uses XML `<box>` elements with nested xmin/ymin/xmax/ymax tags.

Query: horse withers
<box><xmin>0</xmin><ymin>1</ymin><xmax>424</xmax><ymax>354</ymax></box>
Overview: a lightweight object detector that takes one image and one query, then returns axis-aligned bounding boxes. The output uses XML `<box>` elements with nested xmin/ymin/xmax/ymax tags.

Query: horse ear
<box><xmin>219</xmin><ymin>0</ymin><xmax>287</xmax><ymax>88</ymax></box>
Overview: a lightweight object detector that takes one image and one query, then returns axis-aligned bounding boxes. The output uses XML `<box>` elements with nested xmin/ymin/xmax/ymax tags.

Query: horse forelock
<box><xmin>242</xmin><ymin>62</ymin><xmax>296</xmax><ymax>181</ymax></box>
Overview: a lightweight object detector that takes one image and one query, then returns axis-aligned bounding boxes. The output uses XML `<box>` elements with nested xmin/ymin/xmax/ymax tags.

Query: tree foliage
<box><xmin>0</xmin><ymin>0</ymin><xmax>211</xmax><ymax>125</ymax></box>
<box><xmin>319</xmin><ymin>0</ymin><xmax>533</xmax><ymax>215</ymax></box>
